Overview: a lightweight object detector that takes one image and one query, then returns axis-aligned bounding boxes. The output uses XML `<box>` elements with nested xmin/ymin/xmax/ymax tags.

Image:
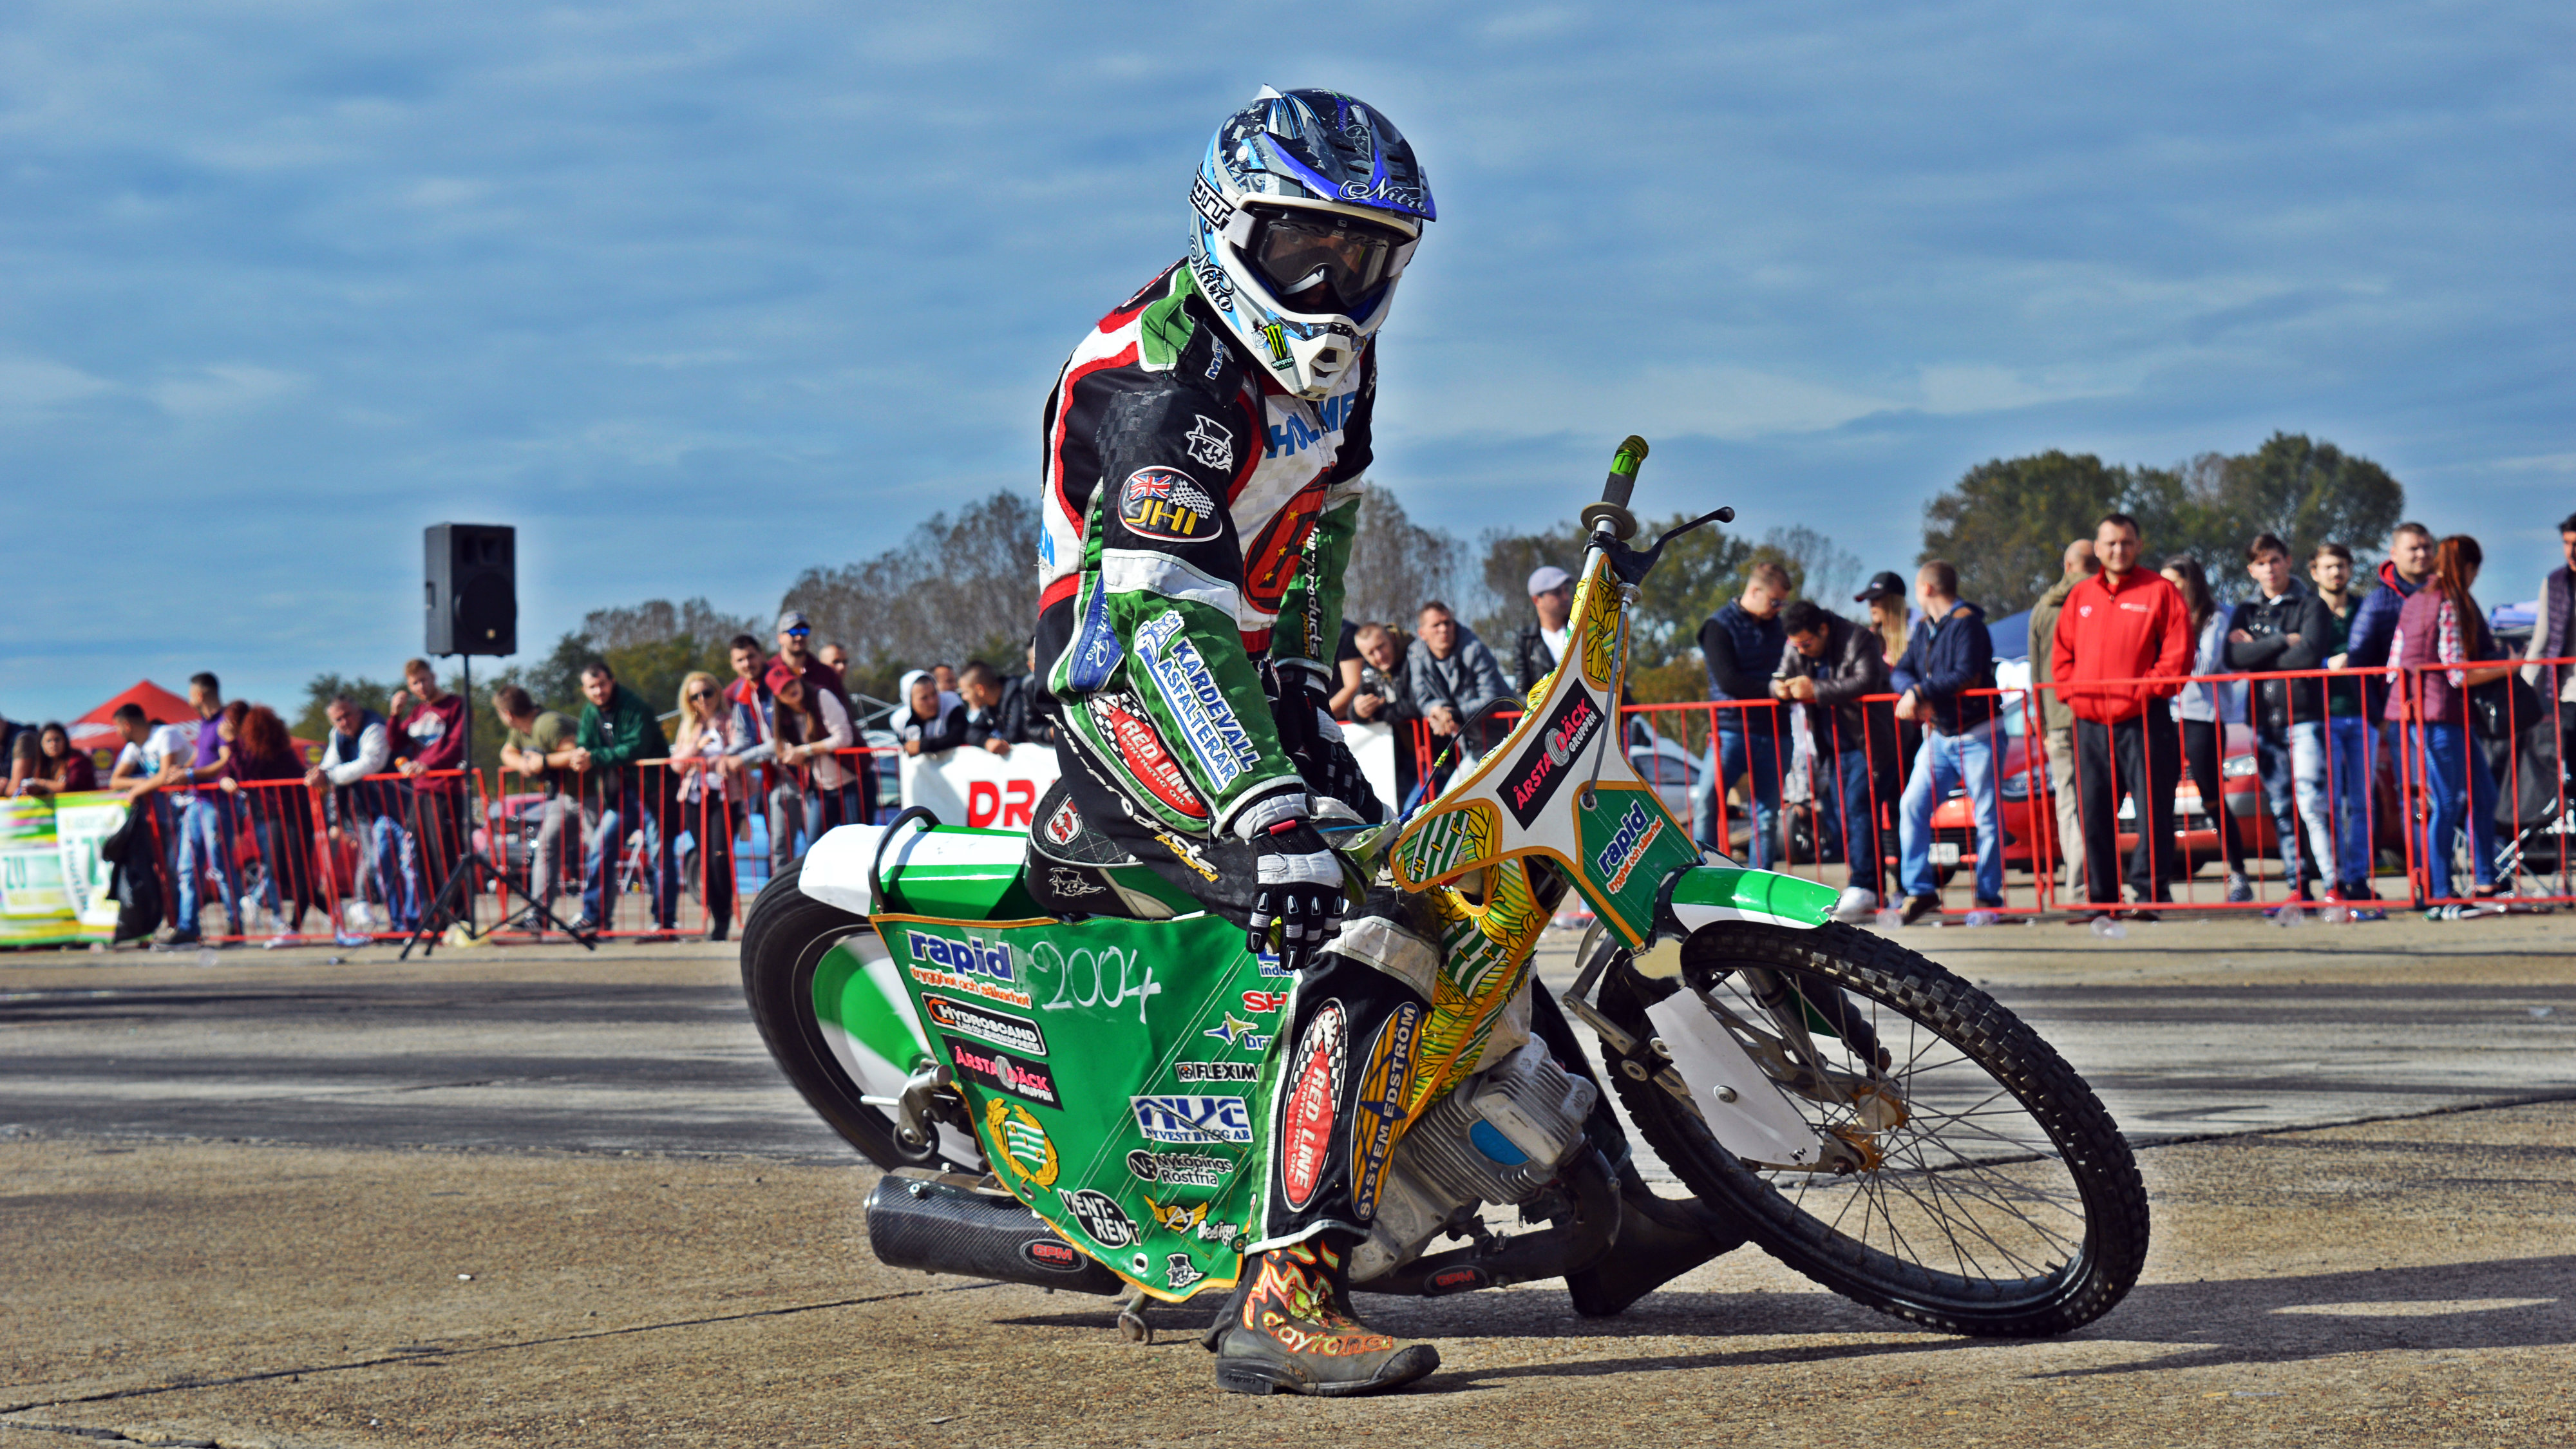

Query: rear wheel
<box><xmin>738</xmin><ymin>860</ymin><xmax>984</xmax><ymax>1172</ymax></box>
<box><xmin>1604</xmin><ymin>921</ymin><xmax>2146</xmax><ymax>1336</ymax></box>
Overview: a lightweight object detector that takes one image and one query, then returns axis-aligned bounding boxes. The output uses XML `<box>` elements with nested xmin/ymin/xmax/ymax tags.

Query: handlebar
<box><xmin>1581</xmin><ymin>435</ymin><xmax>1652</xmax><ymax>541</ymax></box>
<box><xmin>1601</xmin><ymin>435</ymin><xmax>1648</xmax><ymax>509</ymax></box>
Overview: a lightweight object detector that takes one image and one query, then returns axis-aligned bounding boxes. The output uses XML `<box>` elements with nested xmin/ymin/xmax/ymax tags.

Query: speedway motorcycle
<box><xmin>739</xmin><ymin>437</ymin><xmax>2148</xmax><ymax>1343</ymax></box>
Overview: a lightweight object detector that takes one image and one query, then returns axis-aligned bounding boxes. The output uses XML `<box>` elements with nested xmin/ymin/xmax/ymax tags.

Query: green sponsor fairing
<box><xmin>876</xmin><ymin>911</ymin><xmax>1290</xmax><ymax>1302</ymax></box>
<box><xmin>874</xmin><ymin>824</ymin><xmax>1050</xmax><ymax>921</ymax></box>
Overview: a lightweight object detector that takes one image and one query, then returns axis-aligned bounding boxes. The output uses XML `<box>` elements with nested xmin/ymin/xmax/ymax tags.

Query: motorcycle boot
<box><xmin>1208</xmin><ymin>1237</ymin><xmax>1439</xmax><ymax>1397</ymax></box>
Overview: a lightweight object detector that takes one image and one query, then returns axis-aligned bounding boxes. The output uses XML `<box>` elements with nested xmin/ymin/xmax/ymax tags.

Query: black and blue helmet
<box><xmin>1187</xmin><ymin>87</ymin><xmax>1435</xmax><ymax>399</ymax></box>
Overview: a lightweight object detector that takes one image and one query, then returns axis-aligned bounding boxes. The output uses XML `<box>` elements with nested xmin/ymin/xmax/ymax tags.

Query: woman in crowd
<box><xmin>894</xmin><ymin>668</ymin><xmax>967</xmax><ymax>756</ymax></box>
<box><xmin>768</xmin><ymin>662</ymin><xmax>860</xmax><ymax>846</ymax></box>
<box><xmin>11</xmin><ymin>723</ymin><xmax>97</xmax><ymax>797</ymax></box>
<box><xmin>6</xmin><ymin>731</ymin><xmax>42</xmax><ymax>795</ymax></box>
<box><xmin>220</xmin><ymin>703</ymin><xmax>319</xmax><ymax>945</ymax></box>
<box><xmin>2387</xmin><ymin>535</ymin><xmax>2511</xmax><ymax>908</ymax></box>
<box><xmin>2159</xmin><ymin>556</ymin><xmax>2253</xmax><ymax>901</ymax></box>
<box><xmin>669</xmin><ymin>670</ymin><xmax>744</xmax><ymax>942</ymax></box>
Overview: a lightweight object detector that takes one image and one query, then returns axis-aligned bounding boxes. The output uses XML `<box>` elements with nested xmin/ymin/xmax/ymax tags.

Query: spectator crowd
<box><xmin>10</xmin><ymin>509</ymin><xmax>2571</xmax><ymax>948</ymax></box>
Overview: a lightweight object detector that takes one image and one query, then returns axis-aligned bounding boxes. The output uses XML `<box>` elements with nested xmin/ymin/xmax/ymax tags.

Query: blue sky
<box><xmin>4</xmin><ymin>2</ymin><xmax>2570</xmax><ymax>721</ymax></box>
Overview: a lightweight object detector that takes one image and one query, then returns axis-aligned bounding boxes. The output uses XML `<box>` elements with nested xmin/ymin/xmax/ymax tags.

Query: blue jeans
<box><xmin>1898</xmin><ymin>722</ymin><xmax>2003</xmax><ymax>905</ymax></box>
<box><xmin>359</xmin><ymin>813</ymin><xmax>408</xmax><ymax>929</ymax></box>
<box><xmin>174</xmin><ymin>795</ymin><xmax>240</xmax><ymax>933</ymax></box>
<box><xmin>2255</xmin><ymin>721</ymin><xmax>2336</xmax><ymax>891</ymax></box>
<box><xmin>2326</xmin><ymin>715</ymin><xmax>2375</xmax><ymax>891</ymax></box>
<box><xmin>1814</xmin><ymin>746</ymin><xmax>1885</xmax><ymax>895</ymax></box>
<box><xmin>1701</xmin><ymin>723</ymin><xmax>1781</xmax><ymax>868</ymax></box>
<box><xmin>2412</xmin><ymin>721</ymin><xmax>2497</xmax><ymax>900</ymax></box>
<box><xmin>583</xmin><ymin>782</ymin><xmax>677</xmax><ymax>927</ymax></box>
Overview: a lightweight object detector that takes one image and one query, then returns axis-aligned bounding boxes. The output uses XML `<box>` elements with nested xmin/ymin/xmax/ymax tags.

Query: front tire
<box><xmin>1604</xmin><ymin>921</ymin><xmax>2146</xmax><ymax>1337</ymax></box>
<box><xmin>738</xmin><ymin>860</ymin><xmax>983</xmax><ymax>1172</ymax></box>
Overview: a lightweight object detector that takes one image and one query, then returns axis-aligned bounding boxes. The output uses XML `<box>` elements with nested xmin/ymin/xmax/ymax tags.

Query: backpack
<box><xmin>97</xmin><ymin>807</ymin><xmax>165</xmax><ymax>943</ymax></box>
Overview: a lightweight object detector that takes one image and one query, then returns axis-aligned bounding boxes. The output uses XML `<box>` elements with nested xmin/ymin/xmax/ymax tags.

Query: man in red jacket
<box><xmin>2050</xmin><ymin>513</ymin><xmax>2193</xmax><ymax>918</ymax></box>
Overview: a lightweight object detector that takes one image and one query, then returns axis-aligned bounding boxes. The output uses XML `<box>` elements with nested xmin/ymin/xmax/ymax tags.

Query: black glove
<box><xmin>1247</xmin><ymin>817</ymin><xmax>1344</xmax><ymax>972</ymax></box>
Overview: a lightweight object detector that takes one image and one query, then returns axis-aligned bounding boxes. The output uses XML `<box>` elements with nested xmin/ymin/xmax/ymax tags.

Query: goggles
<box><xmin>1245</xmin><ymin>207</ymin><xmax>1410</xmax><ymax>314</ymax></box>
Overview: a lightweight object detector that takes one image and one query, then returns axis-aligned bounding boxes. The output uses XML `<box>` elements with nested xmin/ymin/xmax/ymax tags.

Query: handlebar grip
<box><xmin>1601</xmin><ymin>435</ymin><xmax>1649</xmax><ymax>507</ymax></box>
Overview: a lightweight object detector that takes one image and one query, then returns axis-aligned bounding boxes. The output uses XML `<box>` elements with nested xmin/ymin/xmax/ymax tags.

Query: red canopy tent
<box><xmin>66</xmin><ymin>680</ymin><xmax>326</xmax><ymax>768</ymax></box>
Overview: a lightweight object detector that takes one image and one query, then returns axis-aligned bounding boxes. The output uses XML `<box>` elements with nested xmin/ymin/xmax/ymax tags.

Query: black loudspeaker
<box><xmin>425</xmin><ymin>523</ymin><xmax>517</xmax><ymax>656</ymax></box>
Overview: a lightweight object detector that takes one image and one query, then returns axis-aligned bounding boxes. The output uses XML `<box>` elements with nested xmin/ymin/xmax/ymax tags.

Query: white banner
<box><xmin>896</xmin><ymin>721</ymin><xmax>1405</xmax><ymax>832</ymax></box>
<box><xmin>898</xmin><ymin>743</ymin><xmax>1061</xmax><ymax>829</ymax></box>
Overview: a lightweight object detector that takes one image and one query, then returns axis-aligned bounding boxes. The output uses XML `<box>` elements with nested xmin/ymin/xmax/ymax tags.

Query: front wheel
<box><xmin>1604</xmin><ymin>921</ymin><xmax>2147</xmax><ymax>1337</ymax></box>
<box><xmin>738</xmin><ymin>860</ymin><xmax>984</xmax><ymax>1173</ymax></box>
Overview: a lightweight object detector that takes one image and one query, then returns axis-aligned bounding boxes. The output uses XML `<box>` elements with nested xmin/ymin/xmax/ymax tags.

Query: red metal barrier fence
<box><xmin>113</xmin><ymin>658</ymin><xmax>2570</xmax><ymax>945</ymax></box>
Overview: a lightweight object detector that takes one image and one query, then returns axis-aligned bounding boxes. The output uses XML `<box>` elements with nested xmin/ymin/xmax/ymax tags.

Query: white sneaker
<box><xmin>1831</xmin><ymin>887</ymin><xmax>1879</xmax><ymax>924</ymax></box>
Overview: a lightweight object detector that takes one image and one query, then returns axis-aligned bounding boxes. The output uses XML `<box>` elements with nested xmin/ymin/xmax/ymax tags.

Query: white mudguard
<box><xmin>1645</xmin><ymin>990</ymin><xmax>1826</xmax><ymax>1169</ymax></box>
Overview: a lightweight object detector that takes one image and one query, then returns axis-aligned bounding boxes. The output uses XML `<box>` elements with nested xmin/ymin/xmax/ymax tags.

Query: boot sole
<box><xmin>1215</xmin><ymin>1345</ymin><xmax>1439</xmax><ymax>1397</ymax></box>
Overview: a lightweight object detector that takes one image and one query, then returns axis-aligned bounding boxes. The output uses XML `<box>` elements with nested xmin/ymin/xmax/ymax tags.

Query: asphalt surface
<box><xmin>5</xmin><ymin>913</ymin><xmax>2574</xmax><ymax>1448</ymax></box>
<box><xmin>4</xmin><ymin>916</ymin><xmax>2571</xmax><ymax>1160</ymax></box>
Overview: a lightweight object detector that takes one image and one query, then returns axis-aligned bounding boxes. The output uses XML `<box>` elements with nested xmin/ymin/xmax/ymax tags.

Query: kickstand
<box><xmin>1114</xmin><ymin>1285</ymin><xmax>1153</xmax><ymax>1344</ymax></box>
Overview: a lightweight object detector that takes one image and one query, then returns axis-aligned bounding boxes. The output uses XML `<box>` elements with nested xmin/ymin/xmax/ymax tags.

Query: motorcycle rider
<box><xmin>1025</xmin><ymin>85</ymin><xmax>1733</xmax><ymax>1400</ymax></box>
<box><xmin>1026</xmin><ymin>86</ymin><xmax>1439</xmax><ymax>1396</ymax></box>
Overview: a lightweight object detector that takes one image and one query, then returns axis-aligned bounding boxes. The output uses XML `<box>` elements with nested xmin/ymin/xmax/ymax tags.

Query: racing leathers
<box><xmin>1027</xmin><ymin>260</ymin><xmax>1410</xmax><ymax>1252</ymax></box>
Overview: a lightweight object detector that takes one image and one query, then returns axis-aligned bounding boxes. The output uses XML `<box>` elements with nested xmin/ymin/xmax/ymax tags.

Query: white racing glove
<box><xmin>1247</xmin><ymin>817</ymin><xmax>1344</xmax><ymax>972</ymax></box>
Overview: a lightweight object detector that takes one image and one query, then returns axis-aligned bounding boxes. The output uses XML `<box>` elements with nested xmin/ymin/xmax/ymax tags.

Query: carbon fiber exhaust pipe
<box><xmin>864</xmin><ymin>1175</ymin><xmax>1125</xmax><ymax>1295</ymax></box>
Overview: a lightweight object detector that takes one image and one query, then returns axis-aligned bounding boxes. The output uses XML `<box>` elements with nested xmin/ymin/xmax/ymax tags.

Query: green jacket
<box><xmin>578</xmin><ymin>685</ymin><xmax>665</xmax><ymax>793</ymax></box>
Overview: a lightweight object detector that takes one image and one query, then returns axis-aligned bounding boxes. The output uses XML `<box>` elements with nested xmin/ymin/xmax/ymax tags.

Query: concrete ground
<box><xmin>3</xmin><ymin>914</ymin><xmax>2571</xmax><ymax>1448</ymax></box>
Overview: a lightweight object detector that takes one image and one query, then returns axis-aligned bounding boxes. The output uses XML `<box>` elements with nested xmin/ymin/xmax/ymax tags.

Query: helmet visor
<box><xmin>1246</xmin><ymin>209</ymin><xmax>1408</xmax><ymax>314</ymax></box>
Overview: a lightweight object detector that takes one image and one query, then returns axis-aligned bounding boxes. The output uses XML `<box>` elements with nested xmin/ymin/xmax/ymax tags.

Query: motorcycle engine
<box><xmin>1347</xmin><ymin>1044</ymin><xmax>1598</xmax><ymax>1283</ymax></box>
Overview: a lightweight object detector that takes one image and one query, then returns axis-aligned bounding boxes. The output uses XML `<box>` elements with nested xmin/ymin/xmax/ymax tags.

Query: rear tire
<box><xmin>739</xmin><ymin>860</ymin><xmax>983</xmax><ymax>1172</ymax></box>
<box><xmin>1604</xmin><ymin>920</ymin><xmax>2146</xmax><ymax>1337</ymax></box>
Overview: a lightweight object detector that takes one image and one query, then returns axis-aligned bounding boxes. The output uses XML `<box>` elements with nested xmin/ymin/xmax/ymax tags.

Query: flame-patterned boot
<box><xmin>1210</xmin><ymin>1238</ymin><xmax>1439</xmax><ymax>1396</ymax></box>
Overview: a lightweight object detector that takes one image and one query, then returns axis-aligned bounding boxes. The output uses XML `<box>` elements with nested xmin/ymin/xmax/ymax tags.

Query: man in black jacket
<box><xmin>1698</xmin><ymin>562</ymin><xmax>1790</xmax><ymax>864</ymax></box>
<box><xmin>1773</xmin><ymin>599</ymin><xmax>1892</xmax><ymax>920</ymax></box>
<box><xmin>1512</xmin><ymin>565</ymin><xmax>1575</xmax><ymax>695</ymax></box>
<box><xmin>2226</xmin><ymin>533</ymin><xmax>2338</xmax><ymax>904</ymax></box>
<box><xmin>1889</xmin><ymin>562</ymin><xmax>2001</xmax><ymax>923</ymax></box>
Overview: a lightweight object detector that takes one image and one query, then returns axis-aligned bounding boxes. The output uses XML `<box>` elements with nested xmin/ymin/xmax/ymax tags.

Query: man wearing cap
<box><xmin>1512</xmin><ymin>565</ymin><xmax>1577</xmax><ymax>696</ymax></box>
<box><xmin>2026</xmin><ymin>540</ymin><xmax>2098</xmax><ymax>897</ymax></box>
<box><xmin>774</xmin><ymin>609</ymin><xmax>869</xmax><ymax>835</ymax></box>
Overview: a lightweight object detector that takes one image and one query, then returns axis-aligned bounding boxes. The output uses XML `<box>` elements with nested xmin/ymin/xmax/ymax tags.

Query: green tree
<box><xmin>1920</xmin><ymin>437</ymin><xmax>2405</xmax><ymax>614</ymax></box>
<box><xmin>1920</xmin><ymin>451</ymin><xmax>2151</xmax><ymax>615</ymax></box>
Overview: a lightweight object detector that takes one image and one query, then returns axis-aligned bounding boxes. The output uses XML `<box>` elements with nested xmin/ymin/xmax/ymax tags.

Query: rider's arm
<box><xmin>1267</xmin><ymin>350</ymin><xmax>1373</xmax><ymax>688</ymax></box>
<box><xmin>1061</xmin><ymin>382</ymin><xmax>1304</xmax><ymax>837</ymax></box>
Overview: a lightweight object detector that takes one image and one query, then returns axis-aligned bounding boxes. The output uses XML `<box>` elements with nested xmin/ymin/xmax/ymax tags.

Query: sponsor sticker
<box><xmin>1349</xmin><ymin>999</ymin><xmax>1423</xmax><ymax>1219</ymax></box>
<box><xmin>1593</xmin><ymin>799</ymin><xmax>1665</xmax><ymax>893</ymax></box>
<box><xmin>1043</xmin><ymin>866</ymin><xmax>1106</xmax><ymax>900</ymax></box>
<box><xmin>985</xmin><ymin>1099</ymin><xmax>1059</xmax><ymax>1189</ymax></box>
<box><xmin>1498</xmin><ymin>686</ymin><xmax>1604</xmax><ymax>828</ymax></box>
<box><xmin>1188</xmin><ymin>173</ymin><xmax>1234</xmax><ymax>231</ymax></box>
<box><xmin>1241</xmin><ymin>990</ymin><xmax>1290</xmax><ymax>1014</ymax></box>
<box><xmin>1143</xmin><ymin>1195</ymin><xmax>1208</xmax><ymax>1233</ymax></box>
<box><xmin>922</xmin><ymin>994</ymin><xmax>1048</xmax><ymax>1057</ymax></box>
<box><xmin>943</xmin><ymin>1037</ymin><xmax>1061</xmax><ymax>1108</ymax></box>
<box><xmin>1132</xmin><ymin>1094</ymin><xmax>1256</xmax><ymax>1145</ymax></box>
<box><xmin>902</xmin><ymin>929</ymin><xmax>1032</xmax><ymax>1009</ymax></box>
<box><xmin>1085</xmin><ymin>691</ymin><xmax>1208</xmax><ymax>820</ymax></box>
<box><xmin>1119</xmin><ymin>466</ymin><xmax>1220</xmax><ymax>543</ymax></box>
<box><xmin>1279</xmin><ymin>1000</ymin><xmax>1347</xmax><ymax>1211</ymax></box>
<box><xmin>1021</xmin><ymin>1238</ymin><xmax>1084</xmax><ymax>1274</ymax></box>
<box><xmin>1202</xmin><ymin>1012</ymin><xmax>1271</xmax><ymax>1052</ymax></box>
<box><xmin>1133</xmin><ymin>612</ymin><xmax>1264</xmax><ymax>789</ymax></box>
<box><xmin>1238</xmin><ymin>486</ymin><xmax>1326</xmax><ymax>615</ymax></box>
<box><xmin>1174</xmin><ymin>1059</ymin><xmax>1260</xmax><ymax>1083</ymax></box>
<box><xmin>1151</xmin><ymin>827</ymin><xmax>1221</xmax><ymax>881</ymax></box>
<box><xmin>1262</xmin><ymin>322</ymin><xmax>1291</xmax><ymax>368</ymax></box>
<box><xmin>1165</xmin><ymin>1253</ymin><xmax>1206</xmax><ymax>1291</ymax></box>
<box><xmin>1184</xmin><ymin>414</ymin><xmax>1235</xmax><ymax>472</ymax></box>
<box><xmin>1061</xmin><ymin>1188</ymin><xmax>1139</xmax><ymax>1249</ymax></box>
<box><xmin>1126</xmin><ymin>1148</ymin><xmax>1237</xmax><ymax>1188</ymax></box>
<box><xmin>1066</xmin><ymin>582</ymin><xmax>1121</xmax><ymax>693</ymax></box>
<box><xmin>1041</xmin><ymin>795</ymin><xmax>1083</xmax><ymax>847</ymax></box>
